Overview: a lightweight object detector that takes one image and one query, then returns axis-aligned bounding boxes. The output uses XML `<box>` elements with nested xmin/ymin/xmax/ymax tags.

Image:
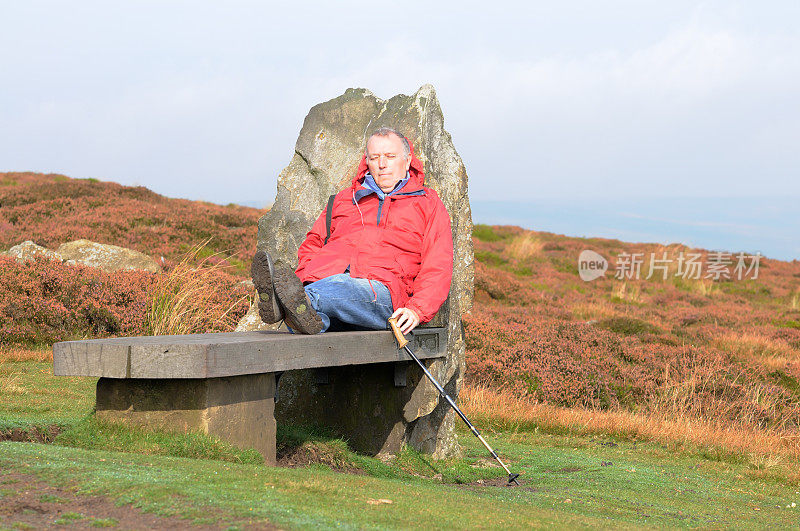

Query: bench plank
<box><xmin>53</xmin><ymin>329</ymin><xmax>445</xmax><ymax>379</ymax></box>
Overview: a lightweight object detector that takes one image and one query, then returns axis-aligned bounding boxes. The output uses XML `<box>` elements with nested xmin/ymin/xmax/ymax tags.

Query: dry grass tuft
<box><xmin>676</xmin><ymin>277</ymin><xmax>719</xmax><ymax>297</ymax></box>
<box><xmin>0</xmin><ymin>359</ymin><xmax>26</xmax><ymax>394</ymax></box>
<box><xmin>651</xmin><ymin>357</ymin><xmax>799</xmax><ymax>432</ymax></box>
<box><xmin>506</xmin><ymin>233</ymin><xmax>544</xmax><ymax>261</ymax></box>
<box><xmin>0</xmin><ymin>348</ymin><xmax>52</xmax><ymax>362</ymax></box>
<box><xmin>790</xmin><ymin>288</ymin><xmax>800</xmax><ymax>311</ymax></box>
<box><xmin>611</xmin><ymin>281</ymin><xmax>641</xmax><ymax>303</ymax></box>
<box><xmin>714</xmin><ymin>332</ymin><xmax>800</xmax><ymax>371</ymax></box>
<box><xmin>569</xmin><ymin>301</ymin><xmax>619</xmax><ymax>322</ymax></box>
<box><xmin>147</xmin><ymin>240</ymin><xmax>249</xmax><ymax>336</ymax></box>
<box><xmin>460</xmin><ymin>382</ymin><xmax>800</xmax><ymax>466</ymax></box>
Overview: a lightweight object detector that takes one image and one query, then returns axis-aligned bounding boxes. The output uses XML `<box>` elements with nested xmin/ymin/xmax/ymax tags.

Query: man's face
<box><xmin>366</xmin><ymin>134</ymin><xmax>412</xmax><ymax>193</ymax></box>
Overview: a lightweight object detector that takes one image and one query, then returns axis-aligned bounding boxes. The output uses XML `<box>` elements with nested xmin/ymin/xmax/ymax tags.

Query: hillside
<box><xmin>2</xmin><ymin>172</ymin><xmax>800</xmax><ymax>458</ymax></box>
<box><xmin>466</xmin><ymin>225</ymin><xmax>800</xmax><ymax>445</ymax></box>
<box><xmin>0</xmin><ymin>172</ymin><xmax>263</xmax><ymax>273</ymax></box>
<box><xmin>3</xmin><ymin>173</ymin><xmax>800</xmax><ymax>525</ymax></box>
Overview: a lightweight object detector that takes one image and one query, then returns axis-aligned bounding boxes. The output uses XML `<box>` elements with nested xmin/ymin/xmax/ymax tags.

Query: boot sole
<box><xmin>251</xmin><ymin>251</ymin><xmax>284</xmax><ymax>323</ymax></box>
<box><xmin>273</xmin><ymin>268</ymin><xmax>323</xmax><ymax>334</ymax></box>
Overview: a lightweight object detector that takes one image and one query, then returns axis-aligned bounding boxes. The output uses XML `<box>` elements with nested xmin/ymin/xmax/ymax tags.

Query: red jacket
<box><xmin>295</xmin><ymin>148</ymin><xmax>453</xmax><ymax>323</ymax></box>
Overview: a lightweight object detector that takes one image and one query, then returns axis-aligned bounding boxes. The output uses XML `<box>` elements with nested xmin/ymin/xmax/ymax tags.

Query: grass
<box><xmin>3</xmin><ymin>429</ymin><xmax>800</xmax><ymax>528</ymax></box>
<box><xmin>791</xmin><ymin>288</ymin><xmax>800</xmax><ymax>311</ymax></box>
<box><xmin>609</xmin><ymin>281</ymin><xmax>642</xmax><ymax>304</ymax></box>
<box><xmin>3</xmin><ymin>357</ymin><xmax>800</xmax><ymax>526</ymax></box>
<box><xmin>714</xmin><ymin>332</ymin><xmax>800</xmax><ymax>372</ymax></box>
<box><xmin>474</xmin><ymin>250</ymin><xmax>506</xmax><ymax>266</ymax></box>
<box><xmin>460</xmin><ymin>383</ymin><xmax>800</xmax><ymax>482</ymax></box>
<box><xmin>0</xmin><ymin>358</ymin><xmax>95</xmax><ymax>432</ymax></box>
<box><xmin>596</xmin><ymin>316</ymin><xmax>662</xmax><ymax>337</ymax></box>
<box><xmin>147</xmin><ymin>239</ymin><xmax>248</xmax><ymax>335</ymax></box>
<box><xmin>673</xmin><ymin>276</ymin><xmax>720</xmax><ymax>297</ymax></box>
<box><xmin>569</xmin><ymin>301</ymin><xmax>620</xmax><ymax>322</ymax></box>
<box><xmin>472</xmin><ymin>224</ymin><xmax>505</xmax><ymax>242</ymax></box>
<box><xmin>506</xmin><ymin>233</ymin><xmax>544</xmax><ymax>261</ymax></box>
<box><xmin>54</xmin><ymin>416</ymin><xmax>264</xmax><ymax>465</ymax></box>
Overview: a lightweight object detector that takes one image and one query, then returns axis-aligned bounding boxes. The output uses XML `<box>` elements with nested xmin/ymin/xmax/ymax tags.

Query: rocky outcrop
<box><xmin>257</xmin><ymin>85</ymin><xmax>473</xmax><ymax>458</ymax></box>
<box><xmin>57</xmin><ymin>239</ymin><xmax>161</xmax><ymax>273</ymax></box>
<box><xmin>6</xmin><ymin>241</ymin><xmax>62</xmax><ymax>263</ymax></box>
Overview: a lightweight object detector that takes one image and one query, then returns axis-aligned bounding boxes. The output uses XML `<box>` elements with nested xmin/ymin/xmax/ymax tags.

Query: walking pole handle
<box><xmin>388</xmin><ymin>317</ymin><xmax>409</xmax><ymax>349</ymax></box>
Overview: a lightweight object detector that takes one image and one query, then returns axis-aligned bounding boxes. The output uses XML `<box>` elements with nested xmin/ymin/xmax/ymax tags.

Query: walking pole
<box><xmin>388</xmin><ymin>318</ymin><xmax>520</xmax><ymax>485</ymax></box>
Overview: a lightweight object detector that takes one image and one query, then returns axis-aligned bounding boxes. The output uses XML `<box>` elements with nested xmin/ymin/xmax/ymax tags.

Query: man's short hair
<box><xmin>367</xmin><ymin>127</ymin><xmax>411</xmax><ymax>158</ymax></box>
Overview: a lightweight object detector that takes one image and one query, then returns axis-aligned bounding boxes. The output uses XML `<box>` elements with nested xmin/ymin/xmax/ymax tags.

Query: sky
<box><xmin>1</xmin><ymin>1</ymin><xmax>798</xmax><ymax>255</ymax></box>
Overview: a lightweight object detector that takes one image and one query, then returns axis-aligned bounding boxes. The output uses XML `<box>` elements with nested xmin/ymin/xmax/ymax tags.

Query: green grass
<box><xmin>4</xmin><ymin>361</ymin><xmax>800</xmax><ymax>527</ymax></box>
<box><xmin>597</xmin><ymin>317</ymin><xmax>662</xmax><ymax>337</ymax></box>
<box><xmin>90</xmin><ymin>518</ymin><xmax>119</xmax><ymax>527</ymax></box>
<box><xmin>3</xmin><ymin>429</ymin><xmax>800</xmax><ymax>529</ymax></box>
<box><xmin>39</xmin><ymin>493</ymin><xmax>67</xmax><ymax>504</ymax></box>
<box><xmin>474</xmin><ymin>250</ymin><xmax>506</xmax><ymax>266</ymax></box>
<box><xmin>472</xmin><ymin>224</ymin><xmax>503</xmax><ymax>242</ymax></box>
<box><xmin>0</xmin><ymin>361</ymin><xmax>95</xmax><ymax>432</ymax></box>
<box><xmin>53</xmin><ymin>512</ymin><xmax>86</xmax><ymax>525</ymax></box>
<box><xmin>775</xmin><ymin>319</ymin><xmax>800</xmax><ymax>330</ymax></box>
<box><xmin>55</xmin><ymin>416</ymin><xmax>264</xmax><ymax>465</ymax></box>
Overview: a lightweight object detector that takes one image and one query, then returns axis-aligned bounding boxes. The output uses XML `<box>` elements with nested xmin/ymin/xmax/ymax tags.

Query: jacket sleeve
<box><xmin>295</xmin><ymin>204</ymin><xmax>329</xmax><ymax>275</ymax></box>
<box><xmin>404</xmin><ymin>195</ymin><xmax>453</xmax><ymax>322</ymax></box>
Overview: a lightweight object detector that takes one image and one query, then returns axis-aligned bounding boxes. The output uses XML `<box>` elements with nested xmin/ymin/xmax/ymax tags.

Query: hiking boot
<box><xmin>251</xmin><ymin>250</ymin><xmax>284</xmax><ymax>324</ymax></box>
<box><xmin>273</xmin><ymin>267</ymin><xmax>324</xmax><ymax>334</ymax></box>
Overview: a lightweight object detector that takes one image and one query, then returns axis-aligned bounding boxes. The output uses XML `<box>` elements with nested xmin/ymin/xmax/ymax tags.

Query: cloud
<box><xmin>1</xmin><ymin>2</ymin><xmax>798</xmax><ymax>204</ymax></box>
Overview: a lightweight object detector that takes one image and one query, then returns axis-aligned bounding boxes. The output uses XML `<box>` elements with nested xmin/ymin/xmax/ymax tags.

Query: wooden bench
<box><xmin>53</xmin><ymin>328</ymin><xmax>446</xmax><ymax>464</ymax></box>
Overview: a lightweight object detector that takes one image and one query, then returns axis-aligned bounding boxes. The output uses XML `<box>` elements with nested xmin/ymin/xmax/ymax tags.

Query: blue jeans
<box><xmin>302</xmin><ymin>273</ymin><xmax>394</xmax><ymax>333</ymax></box>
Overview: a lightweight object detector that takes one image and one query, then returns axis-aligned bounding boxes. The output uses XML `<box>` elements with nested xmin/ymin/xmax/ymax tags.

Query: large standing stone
<box><xmin>58</xmin><ymin>239</ymin><xmax>161</xmax><ymax>273</ymax></box>
<box><xmin>257</xmin><ymin>85</ymin><xmax>473</xmax><ymax>458</ymax></box>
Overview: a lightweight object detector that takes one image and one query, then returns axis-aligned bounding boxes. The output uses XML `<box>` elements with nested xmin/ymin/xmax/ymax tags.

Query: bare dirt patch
<box><xmin>0</xmin><ymin>469</ymin><xmax>277</xmax><ymax>530</ymax></box>
<box><xmin>0</xmin><ymin>426</ymin><xmax>62</xmax><ymax>444</ymax></box>
<box><xmin>455</xmin><ymin>476</ymin><xmax>528</xmax><ymax>490</ymax></box>
<box><xmin>276</xmin><ymin>442</ymin><xmax>363</xmax><ymax>475</ymax></box>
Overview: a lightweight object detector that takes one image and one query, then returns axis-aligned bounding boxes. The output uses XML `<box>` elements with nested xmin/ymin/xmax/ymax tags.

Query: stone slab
<box><xmin>96</xmin><ymin>373</ymin><xmax>277</xmax><ymax>464</ymax></box>
<box><xmin>53</xmin><ymin>329</ymin><xmax>445</xmax><ymax>379</ymax></box>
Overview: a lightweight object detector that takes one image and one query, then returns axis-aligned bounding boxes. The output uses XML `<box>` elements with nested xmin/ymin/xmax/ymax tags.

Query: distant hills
<box><xmin>0</xmin><ymin>172</ymin><xmax>265</xmax><ymax>274</ymax></box>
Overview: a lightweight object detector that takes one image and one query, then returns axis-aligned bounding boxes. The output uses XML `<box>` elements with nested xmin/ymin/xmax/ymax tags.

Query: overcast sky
<box><xmin>1</xmin><ymin>1</ymin><xmax>799</xmax><ymax>206</ymax></box>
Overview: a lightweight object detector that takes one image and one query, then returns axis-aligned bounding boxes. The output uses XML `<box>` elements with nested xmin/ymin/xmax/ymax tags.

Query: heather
<box><xmin>466</xmin><ymin>224</ymin><xmax>800</xmax><ymax>437</ymax></box>
<box><xmin>3</xmin><ymin>172</ymin><xmax>800</xmax><ymax>454</ymax></box>
<box><xmin>0</xmin><ymin>172</ymin><xmax>263</xmax><ymax>274</ymax></box>
<box><xmin>0</xmin><ymin>255</ymin><xmax>251</xmax><ymax>347</ymax></box>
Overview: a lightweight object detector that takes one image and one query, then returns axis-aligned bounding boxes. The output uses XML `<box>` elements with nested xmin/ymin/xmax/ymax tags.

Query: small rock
<box><xmin>7</xmin><ymin>240</ymin><xmax>61</xmax><ymax>263</ymax></box>
<box><xmin>57</xmin><ymin>239</ymin><xmax>160</xmax><ymax>273</ymax></box>
<box><xmin>367</xmin><ymin>499</ymin><xmax>393</xmax><ymax>505</ymax></box>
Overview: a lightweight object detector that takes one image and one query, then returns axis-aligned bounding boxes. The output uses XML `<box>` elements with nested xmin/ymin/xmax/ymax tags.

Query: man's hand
<box><xmin>391</xmin><ymin>307</ymin><xmax>420</xmax><ymax>335</ymax></box>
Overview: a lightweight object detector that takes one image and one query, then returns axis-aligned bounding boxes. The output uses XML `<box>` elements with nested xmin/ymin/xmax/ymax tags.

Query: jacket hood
<box><xmin>352</xmin><ymin>137</ymin><xmax>425</xmax><ymax>190</ymax></box>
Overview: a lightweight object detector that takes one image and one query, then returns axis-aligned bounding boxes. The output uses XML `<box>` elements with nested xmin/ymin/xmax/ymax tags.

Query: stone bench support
<box><xmin>54</xmin><ymin>329</ymin><xmax>445</xmax><ymax>464</ymax></box>
<box><xmin>96</xmin><ymin>374</ymin><xmax>277</xmax><ymax>463</ymax></box>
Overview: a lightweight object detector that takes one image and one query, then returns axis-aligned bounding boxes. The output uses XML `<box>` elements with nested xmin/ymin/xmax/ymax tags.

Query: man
<box><xmin>251</xmin><ymin>127</ymin><xmax>453</xmax><ymax>335</ymax></box>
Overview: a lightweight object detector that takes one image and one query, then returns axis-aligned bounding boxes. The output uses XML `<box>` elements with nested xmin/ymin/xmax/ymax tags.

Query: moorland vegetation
<box><xmin>2</xmin><ymin>172</ymin><xmax>800</xmax><ymax>483</ymax></box>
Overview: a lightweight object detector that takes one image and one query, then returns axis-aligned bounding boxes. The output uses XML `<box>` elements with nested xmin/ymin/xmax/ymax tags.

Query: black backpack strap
<box><xmin>324</xmin><ymin>194</ymin><xmax>336</xmax><ymax>245</ymax></box>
